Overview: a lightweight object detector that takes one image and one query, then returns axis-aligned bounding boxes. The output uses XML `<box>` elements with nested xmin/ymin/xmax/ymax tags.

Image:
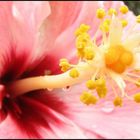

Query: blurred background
<box><xmin>124</xmin><ymin>1</ymin><xmax>140</xmax><ymax>15</ymax></box>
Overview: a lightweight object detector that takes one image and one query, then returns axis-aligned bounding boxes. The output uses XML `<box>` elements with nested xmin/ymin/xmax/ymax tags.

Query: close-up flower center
<box><xmin>6</xmin><ymin>5</ymin><xmax>140</xmax><ymax>108</ymax></box>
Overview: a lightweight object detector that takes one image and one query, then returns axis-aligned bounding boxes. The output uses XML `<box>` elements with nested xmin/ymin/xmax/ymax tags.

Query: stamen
<box><xmin>134</xmin><ymin>93</ymin><xmax>140</xmax><ymax>103</ymax></box>
<box><xmin>59</xmin><ymin>59</ymin><xmax>71</xmax><ymax>72</ymax></box>
<box><xmin>135</xmin><ymin>79</ymin><xmax>140</xmax><ymax>87</ymax></box>
<box><xmin>119</xmin><ymin>5</ymin><xmax>129</xmax><ymax>14</ymax></box>
<box><xmin>109</xmin><ymin>78</ymin><xmax>118</xmax><ymax>97</ymax></box>
<box><xmin>84</xmin><ymin>47</ymin><xmax>95</xmax><ymax>60</ymax></box>
<box><xmin>122</xmin><ymin>75</ymin><xmax>140</xmax><ymax>87</ymax></box>
<box><xmin>75</xmin><ymin>24</ymin><xmax>90</xmax><ymax>37</ymax></box>
<box><xmin>100</xmin><ymin>21</ymin><xmax>110</xmax><ymax>33</ymax></box>
<box><xmin>80</xmin><ymin>91</ymin><xmax>98</xmax><ymax>105</ymax></box>
<box><xmin>95</xmin><ymin>77</ymin><xmax>106</xmax><ymax>87</ymax></box>
<box><xmin>121</xmin><ymin>19</ymin><xmax>128</xmax><ymax>28</ymax></box>
<box><xmin>125</xmin><ymin>72</ymin><xmax>140</xmax><ymax>78</ymax></box>
<box><xmin>69</xmin><ymin>68</ymin><xmax>79</xmax><ymax>78</ymax></box>
<box><xmin>96</xmin><ymin>86</ymin><xmax>107</xmax><ymax>98</ymax></box>
<box><xmin>113</xmin><ymin>96</ymin><xmax>123</xmax><ymax>107</ymax></box>
<box><xmin>86</xmin><ymin>80</ymin><xmax>96</xmax><ymax>90</ymax></box>
<box><xmin>96</xmin><ymin>8</ymin><xmax>106</xmax><ymax>19</ymax></box>
<box><xmin>136</xmin><ymin>15</ymin><xmax>140</xmax><ymax>23</ymax></box>
<box><xmin>108</xmin><ymin>8</ymin><xmax>117</xmax><ymax>16</ymax></box>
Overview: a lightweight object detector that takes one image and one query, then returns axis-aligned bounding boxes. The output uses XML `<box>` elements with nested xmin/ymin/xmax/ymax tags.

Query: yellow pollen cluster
<box><xmin>75</xmin><ymin>24</ymin><xmax>90</xmax><ymax>37</ymax></box>
<box><xmin>134</xmin><ymin>93</ymin><xmax>140</xmax><ymax>103</ymax></box>
<box><xmin>108</xmin><ymin>8</ymin><xmax>117</xmax><ymax>16</ymax></box>
<box><xmin>86</xmin><ymin>80</ymin><xmax>96</xmax><ymax>90</ymax></box>
<box><xmin>76</xmin><ymin>33</ymin><xmax>90</xmax><ymax>50</ymax></box>
<box><xmin>105</xmin><ymin>45</ymin><xmax>133</xmax><ymax>73</ymax></box>
<box><xmin>98</xmin><ymin>5</ymin><xmax>130</xmax><ymax>33</ymax></box>
<box><xmin>95</xmin><ymin>78</ymin><xmax>107</xmax><ymax>98</ymax></box>
<box><xmin>69</xmin><ymin>68</ymin><xmax>79</xmax><ymax>78</ymax></box>
<box><xmin>113</xmin><ymin>96</ymin><xmax>123</xmax><ymax>107</ymax></box>
<box><xmin>96</xmin><ymin>86</ymin><xmax>107</xmax><ymax>98</ymax></box>
<box><xmin>84</xmin><ymin>47</ymin><xmax>95</xmax><ymax>60</ymax></box>
<box><xmin>100</xmin><ymin>20</ymin><xmax>110</xmax><ymax>33</ymax></box>
<box><xmin>135</xmin><ymin>79</ymin><xmax>140</xmax><ymax>87</ymax></box>
<box><xmin>80</xmin><ymin>91</ymin><xmax>98</xmax><ymax>105</ymax></box>
<box><xmin>85</xmin><ymin>78</ymin><xmax>107</xmax><ymax>104</ymax></box>
<box><xmin>59</xmin><ymin>59</ymin><xmax>70</xmax><ymax>72</ymax></box>
<box><xmin>121</xmin><ymin>19</ymin><xmax>128</xmax><ymax>27</ymax></box>
<box><xmin>119</xmin><ymin>5</ymin><xmax>129</xmax><ymax>14</ymax></box>
<box><xmin>96</xmin><ymin>8</ymin><xmax>106</xmax><ymax>19</ymax></box>
<box><xmin>75</xmin><ymin>24</ymin><xmax>95</xmax><ymax>60</ymax></box>
<box><xmin>136</xmin><ymin>15</ymin><xmax>140</xmax><ymax>23</ymax></box>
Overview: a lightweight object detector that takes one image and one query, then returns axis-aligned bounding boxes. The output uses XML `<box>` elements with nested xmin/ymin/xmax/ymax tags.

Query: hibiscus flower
<box><xmin>0</xmin><ymin>1</ymin><xmax>140</xmax><ymax>139</ymax></box>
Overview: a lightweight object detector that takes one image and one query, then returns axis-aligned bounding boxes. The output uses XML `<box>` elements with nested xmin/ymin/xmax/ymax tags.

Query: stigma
<box><xmin>8</xmin><ymin>5</ymin><xmax>140</xmax><ymax>107</ymax></box>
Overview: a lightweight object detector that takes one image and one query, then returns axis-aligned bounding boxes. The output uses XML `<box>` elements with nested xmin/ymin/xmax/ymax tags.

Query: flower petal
<box><xmin>13</xmin><ymin>1</ymin><xmax>51</xmax><ymax>31</ymax></box>
<box><xmin>0</xmin><ymin>92</ymin><xmax>88</xmax><ymax>139</ymax></box>
<box><xmin>0</xmin><ymin>2</ymin><xmax>50</xmax><ymax>79</ymax></box>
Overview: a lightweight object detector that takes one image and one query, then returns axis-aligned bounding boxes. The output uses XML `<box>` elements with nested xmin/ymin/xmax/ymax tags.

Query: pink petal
<box><xmin>0</xmin><ymin>92</ymin><xmax>88</xmax><ymax>139</ymax></box>
<box><xmin>0</xmin><ymin>114</ymin><xmax>30</xmax><ymax>139</ymax></box>
<box><xmin>0</xmin><ymin>3</ymin><xmax>28</xmax><ymax>78</ymax></box>
<box><xmin>0</xmin><ymin>2</ymin><xmax>50</xmax><ymax>79</ymax></box>
<box><xmin>13</xmin><ymin>1</ymin><xmax>51</xmax><ymax>32</ymax></box>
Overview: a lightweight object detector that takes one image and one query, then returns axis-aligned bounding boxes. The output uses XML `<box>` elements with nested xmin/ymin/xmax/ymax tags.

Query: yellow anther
<box><xmin>75</xmin><ymin>29</ymin><xmax>83</xmax><ymax>37</ymax></box>
<box><xmin>96</xmin><ymin>86</ymin><xmax>107</xmax><ymax>98</ymax></box>
<box><xmin>75</xmin><ymin>24</ymin><xmax>90</xmax><ymax>37</ymax></box>
<box><xmin>76</xmin><ymin>33</ymin><xmax>90</xmax><ymax>47</ymax></box>
<box><xmin>76</xmin><ymin>32</ymin><xmax>92</xmax><ymax>58</ymax></box>
<box><xmin>95</xmin><ymin>78</ymin><xmax>106</xmax><ymax>87</ymax></box>
<box><xmin>96</xmin><ymin>8</ymin><xmax>106</xmax><ymax>19</ymax></box>
<box><xmin>76</xmin><ymin>41</ymin><xmax>86</xmax><ymax>50</ymax></box>
<box><xmin>77</xmin><ymin>49</ymin><xmax>85</xmax><ymax>58</ymax></box>
<box><xmin>121</xmin><ymin>19</ymin><xmax>128</xmax><ymax>27</ymax></box>
<box><xmin>120</xmin><ymin>5</ymin><xmax>129</xmax><ymax>14</ymax></box>
<box><xmin>113</xmin><ymin>96</ymin><xmax>123</xmax><ymax>107</ymax></box>
<box><xmin>76</xmin><ymin>33</ymin><xmax>90</xmax><ymax>43</ymax></box>
<box><xmin>84</xmin><ymin>47</ymin><xmax>95</xmax><ymax>60</ymax></box>
<box><xmin>104</xmin><ymin>19</ymin><xmax>111</xmax><ymax>25</ymax></box>
<box><xmin>69</xmin><ymin>68</ymin><xmax>79</xmax><ymax>78</ymax></box>
<box><xmin>135</xmin><ymin>79</ymin><xmax>140</xmax><ymax>87</ymax></box>
<box><xmin>136</xmin><ymin>15</ymin><xmax>140</xmax><ymax>23</ymax></box>
<box><xmin>108</xmin><ymin>8</ymin><xmax>117</xmax><ymax>16</ymax></box>
<box><xmin>134</xmin><ymin>93</ymin><xmax>140</xmax><ymax>103</ymax></box>
<box><xmin>100</xmin><ymin>22</ymin><xmax>110</xmax><ymax>32</ymax></box>
<box><xmin>59</xmin><ymin>59</ymin><xmax>70</xmax><ymax>72</ymax></box>
<box><xmin>80</xmin><ymin>24</ymin><xmax>90</xmax><ymax>32</ymax></box>
<box><xmin>86</xmin><ymin>80</ymin><xmax>97</xmax><ymax>90</ymax></box>
<box><xmin>80</xmin><ymin>91</ymin><xmax>98</xmax><ymax>105</ymax></box>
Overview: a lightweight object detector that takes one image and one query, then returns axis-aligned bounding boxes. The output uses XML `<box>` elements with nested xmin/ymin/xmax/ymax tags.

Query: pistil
<box><xmin>8</xmin><ymin>62</ymin><xmax>95</xmax><ymax>98</ymax></box>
